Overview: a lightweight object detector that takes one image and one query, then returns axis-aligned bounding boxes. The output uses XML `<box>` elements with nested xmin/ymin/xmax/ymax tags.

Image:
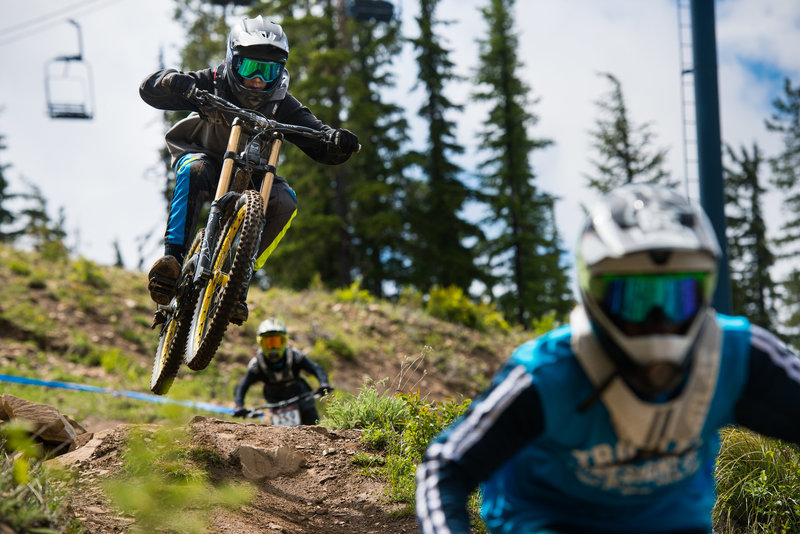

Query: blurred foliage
<box><xmin>105</xmin><ymin>425</ymin><xmax>252</xmax><ymax>534</ymax></box>
<box><xmin>0</xmin><ymin>423</ymin><xmax>85</xmax><ymax>533</ymax></box>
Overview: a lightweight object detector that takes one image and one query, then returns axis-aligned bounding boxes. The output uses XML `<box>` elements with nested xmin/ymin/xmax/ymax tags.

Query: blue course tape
<box><xmin>0</xmin><ymin>374</ymin><xmax>236</xmax><ymax>415</ymax></box>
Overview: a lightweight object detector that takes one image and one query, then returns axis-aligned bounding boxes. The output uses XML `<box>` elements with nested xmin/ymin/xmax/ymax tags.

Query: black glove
<box><xmin>317</xmin><ymin>385</ymin><xmax>334</xmax><ymax>397</ymax></box>
<box><xmin>164</xmin><ymin>72</ymin><xmax>195</xmax><ymax>96</ymax></box>
<box><xmin>233</xmin><ymin>407</ymin><xmax>250</xmax><ymax>418</ymax></box>
<box><xmin>327</xmin><ymin>128</ymin><xmax>359</xmax><ymax>154</ymax></box>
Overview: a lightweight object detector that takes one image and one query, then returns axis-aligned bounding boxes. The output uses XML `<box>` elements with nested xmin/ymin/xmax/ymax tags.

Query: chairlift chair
<box><xmin>44</xmin><ymin>20</ymin><xmax>94</xmax><ymax>120</ymax></box>
<box><xmin>346</xmin><ymin>0</ymin><xmax>395</xmax><ymax>22</ymax></box>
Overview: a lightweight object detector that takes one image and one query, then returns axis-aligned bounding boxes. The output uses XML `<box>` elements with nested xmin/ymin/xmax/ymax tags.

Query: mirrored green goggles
<box><xmin>236</xmin><ymin>58</ymin><xmax>283</xmax><ymax>83</ymax></box>
<box><xmin>590</xmin><ymin>272</ymin><xmax>709</xmax><ymax>325</ymax></box>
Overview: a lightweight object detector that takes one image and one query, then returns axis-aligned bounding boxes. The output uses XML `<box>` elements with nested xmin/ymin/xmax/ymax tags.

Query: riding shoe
<box><xmin>230</xmin><ymin>301</ymin><xmax>249</xmax><ymax>326</ymax></box>
<box><xmin>148</xmin><ymin>255</ymin><xmax>181</xmax><ymax>305</ymax></box>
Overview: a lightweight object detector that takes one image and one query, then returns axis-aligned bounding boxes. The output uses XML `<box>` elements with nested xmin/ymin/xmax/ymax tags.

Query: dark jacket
<box><xmin>233</xmin><ymin>346</ymin><xmax>329</xmax><ymax>406</ymax></box>
<box><xmin>139</xmin><ymin>66</ymin><xmax>352</xmax><ymax>167</ymax></box>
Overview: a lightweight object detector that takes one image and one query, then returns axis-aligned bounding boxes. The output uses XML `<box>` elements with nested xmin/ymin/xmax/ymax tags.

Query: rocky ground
<box><xmin>51</xmin><ymin>416</ymin><xmax>418</xmax><ymax>534</ymax></box>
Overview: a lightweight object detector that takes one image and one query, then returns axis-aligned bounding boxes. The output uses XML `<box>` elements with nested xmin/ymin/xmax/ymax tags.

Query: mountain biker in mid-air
<box><xmin>233</xmin><ymin>318</ymin><xmax>332</xmax><ymax>425</ymax></box>
<box><xmin>416</xmin><ymin>184</ymin><xmax>800</xmax><ymax>534</ymax></box>
<box><xmin>139</xmin><ymin>15</ymin><xmax>359</xmax><ymax>324</ymax></box>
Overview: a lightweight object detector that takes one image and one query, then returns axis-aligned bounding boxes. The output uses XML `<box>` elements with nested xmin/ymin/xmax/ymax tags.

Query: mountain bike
<box><xmin>242</xmin><ymin>391</ymin><xmax>323</xmax><ymax>426</ymax></box>
<box><xmin>150</xmin><ymin>88</ymin><xmax>340</xmax><ymax>394</ymax></box>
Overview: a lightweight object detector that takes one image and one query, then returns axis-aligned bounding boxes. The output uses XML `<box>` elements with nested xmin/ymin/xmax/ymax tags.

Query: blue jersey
<box><xmin>416</xmin><ymin>313</ymin><xmax>800</xmax><ymax>534</ymax></box>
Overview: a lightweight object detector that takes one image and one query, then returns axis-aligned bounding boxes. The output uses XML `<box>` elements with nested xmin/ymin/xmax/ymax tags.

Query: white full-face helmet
<box><xmin>257</xmin><ymin>317</ymin><xmax>288</xmax><ymax>364</ymax></box>
<box><xmin>576</xmin><ymin>184</ymin><xmax>720</xmax><ymax>396</ymax></box>
<box><xmin>224</xmin><ymin>16</ymin><xmax>289</xmax><ymax>108</ymax></box>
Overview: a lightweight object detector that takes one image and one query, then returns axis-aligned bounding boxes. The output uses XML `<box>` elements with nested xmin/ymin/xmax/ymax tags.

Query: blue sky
<box><xmin>1</xmin><ymin>0</ymin><xmax>799</xmax><ymax>284</ymax></box>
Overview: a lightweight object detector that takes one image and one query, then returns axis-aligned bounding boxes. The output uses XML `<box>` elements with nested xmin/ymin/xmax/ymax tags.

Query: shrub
<box><xmin>334</xmin><ymin>278</ymin><xmax>374</xmax><ymax>304</ymax></box>
<box><xmin>714</xmin><ymin>426</ymin><xmax>800</xmax><ymax>533</ymax></box>
<box><xmin>321</xmin><ymin>379</ymin><xmax>475</xmax><ymax>519</ymax></box>
<box><xmin>426</xmin><ymin>286</ymin><xmax>510</xmax><ymax>333</ymax></box>
<box><xmin>310</xmin><ymin>333</ymin><xmax>358</xmax><ymax>369</ymax></box>
<box><xmin>322</xmin><ymin>378</ymin><xmax>409</xmax><ymax>432</ymax></box>
<box><xmin>8</xmin><ymin>258</ymin><xmax>32</xmax><ymax>276</ymax></box>
<box><xmin>70</xmin><ymin>257</ymin><xmax>110</xmax><ymax>289</ymax></box>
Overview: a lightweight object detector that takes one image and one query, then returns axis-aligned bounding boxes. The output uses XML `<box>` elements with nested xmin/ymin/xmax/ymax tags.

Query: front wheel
<box><xmin>185</xmin><ymin>190</ymin><xmax>263</xmax><ymax>371</ymax></box>
<box><xmin>150</xmin><ymin>230</ymin><xmax>204</xmax><ymax>394</ymax></box>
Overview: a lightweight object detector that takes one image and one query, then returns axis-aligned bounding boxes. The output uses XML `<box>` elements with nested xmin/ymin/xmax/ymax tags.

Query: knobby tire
<box><xmin>185</xmin><ymin>190</ymin><xmax>263</xmax><ymax>371</ymax></box>
<box><xmin>150</xmin><ymin>229</ymin><xmax>204</xmax><ymax>394</ymax></box>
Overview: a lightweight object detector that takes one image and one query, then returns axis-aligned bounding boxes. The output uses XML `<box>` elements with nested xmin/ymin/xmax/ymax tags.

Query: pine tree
<box><xmin>473</xmin><ymin>0</ymin><xmax>572</xmax><ymax>325</ymax></box>
<box><xmin>585</xmin><ymin>73</ymin><xmax>674</xmax><ymax>194</ymax></box>
<box><xmin>17</xmin><ymin>181</ymin><xmax>69</xmax><ymax>259</ymax></box>
<box><xmin>0</xmin><ymin>130</ymin><xmax>22</xmax><ymax>242</ymax></box>
<box><xmin>781</xmin><ymin>269</ymin><xmax>800</xmax><ymax>351</ymax></box>
<box><xmin>765</xmin><ymin>77</ymin><xmax>800</xmax><ymax>347</ymax></box>
<box><xmin>765</xmin><ymin>77</ymin><xmax>800</xmax><ymax>258</ymax></box>
<box><xmin>344</xmin><ymin>16</ymin><xmax>412</xmax><ymax>296</ymax></box>
<box><xmin>240</xmin><ymin>0</ymin><xmax>346</xmax><ymax>289</ymax></box>
<box><xmin>406</xmin><ymin>0</ymin><xmax>483</xmax><ymax>293</ymax></box>
<box><xmin>723</xmin><ymin>142</ymin><xmax>777</xmax><ymax>330</ymax></box>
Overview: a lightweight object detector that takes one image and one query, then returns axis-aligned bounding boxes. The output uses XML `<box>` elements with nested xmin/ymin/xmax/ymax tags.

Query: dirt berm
<box><xmin>46</xmin><ymin>414</ymin><xmax>419</xmax><ymax>533</ymax></box>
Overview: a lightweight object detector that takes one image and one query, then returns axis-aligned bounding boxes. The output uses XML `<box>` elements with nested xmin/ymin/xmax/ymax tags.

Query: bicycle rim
<box><xmin>185</xmin><ymin>190</ymin><xmax>263</xmax><ymax>371</ymax></box>
<box><xmin>150</xmin><ymin>229</ymin><xmax>204</xmax><ymax>394</ymax></box>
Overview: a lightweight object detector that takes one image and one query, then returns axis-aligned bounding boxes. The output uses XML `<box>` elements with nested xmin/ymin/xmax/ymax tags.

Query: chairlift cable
<box><xmin>0</xmin><ymin>0</ymin><xmax>107</xmax><ymax>35</ymax></box>
<box><xmin>0</xmin><ymin>0</ymin><xmax>123</xmax><ymax>47</ymax></box>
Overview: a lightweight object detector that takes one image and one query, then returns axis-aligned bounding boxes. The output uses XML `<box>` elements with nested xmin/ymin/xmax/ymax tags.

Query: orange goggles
<box><xmin>259</xmin><ymin>333</ymin><xmax>286</xmax><ymax>351</ymax></box>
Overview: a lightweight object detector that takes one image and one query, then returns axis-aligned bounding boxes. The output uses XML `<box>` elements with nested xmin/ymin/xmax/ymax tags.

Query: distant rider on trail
<box><xmin>233</xmin><ymin>318</ymin><xmax>332</xmax><ymax>425</ymax></box>
<box><xmin>138</xmin><ymin>15</ymin><xmax>359</xmax><ymax>323</ymax></box>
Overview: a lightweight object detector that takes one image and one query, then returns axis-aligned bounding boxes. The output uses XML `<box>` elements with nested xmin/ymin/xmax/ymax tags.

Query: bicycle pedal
<box><xmin>151</xmin><ymin>309</ymin><xmax>168</xmax><ymax>329</ymax></box>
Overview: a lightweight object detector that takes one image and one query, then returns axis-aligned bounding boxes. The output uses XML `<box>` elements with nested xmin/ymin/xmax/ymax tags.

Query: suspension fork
<box><xmin>194</xmin><ymin>120</ymin><xmax>243</xmax><ymax>283</ymax></box>
<box><xmin>259</xmin><ymin>133</ymin><xmax>283</xmax><ymax>216</ymax></box>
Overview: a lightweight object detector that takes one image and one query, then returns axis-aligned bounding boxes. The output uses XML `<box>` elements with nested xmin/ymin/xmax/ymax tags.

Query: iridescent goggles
<box><xmin>589</xmin><ymin>272</ymin><xmax>709</xmax><ymax>333</ymax></box>
<box><xmin>236</xmin><ymin>58</ymin><xmax>284</xmax><ymax>83</ymax></box>
<box><xmin>258</xmin><ymin>333</ymin><xmax>286</xmax><ymax>352</ymax></box>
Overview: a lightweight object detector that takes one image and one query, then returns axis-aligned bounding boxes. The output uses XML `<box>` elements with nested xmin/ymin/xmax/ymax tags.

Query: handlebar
<box><xmin>185</xmin><ymin>87</ymin><xmax>329</xmax><ymax>141</ymax></box>
<box><xmin>244</xmin><ymin>391</ymin><xmax>322</xmax><ymax>418</ymax></box>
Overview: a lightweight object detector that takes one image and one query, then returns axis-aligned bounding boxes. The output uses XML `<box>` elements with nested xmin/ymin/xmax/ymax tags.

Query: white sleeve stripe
<box><xmin>750</xmin><ymin>325</ymin><xmax>800</xmax><ymax>384</ymax></box>
<box><xmin>415</xmin><ymin>365</ymin><xmax>533</xmax><ymax>533</ymax></box>
<box><xmin>415</xmin><ymin>461</ymin><xmax>452</xmax><ymax>534</ymax></box>
<box><xmin>439</xmin><ymin>365</ymin><xmax>532</xmax><ymax>461</ymax></box>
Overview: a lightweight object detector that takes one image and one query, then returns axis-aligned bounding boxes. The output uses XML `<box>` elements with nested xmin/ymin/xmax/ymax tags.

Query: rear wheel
<box><xmin>150</xmin><ymin>230</ymin><xmax>204</xmax><ymax>394</ymax></box>
<box><xmin>185</xmin><ymin>190</ymin><xmax>263</xmax><ymax>371</ymax></box>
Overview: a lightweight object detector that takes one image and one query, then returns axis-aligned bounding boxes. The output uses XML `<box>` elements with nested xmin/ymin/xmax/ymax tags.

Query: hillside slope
<box><xmin>0</xmin><ymin>243</ymin><xmax>529</xmax><ymax>418</ymax></box>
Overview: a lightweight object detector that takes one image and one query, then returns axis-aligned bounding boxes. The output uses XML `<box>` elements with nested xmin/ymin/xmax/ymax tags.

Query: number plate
<box><xmin>271</xmin><ymin>405</ymin><xmax>301</xmax><ymax>426</ymax></box>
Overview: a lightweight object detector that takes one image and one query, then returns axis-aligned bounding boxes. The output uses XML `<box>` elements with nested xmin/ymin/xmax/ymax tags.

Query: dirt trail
<box><xmin>52</xmin><ymin>417</ymin><xmax>418</xmax><ymax>534</ymax></box>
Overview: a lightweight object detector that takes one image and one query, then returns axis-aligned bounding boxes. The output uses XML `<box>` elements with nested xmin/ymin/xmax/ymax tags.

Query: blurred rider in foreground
<box><xmin>233</xmin><ymin>318</ymin><xmax>332</xmax><ymax>425</ymax></box>
<box><xmin>416</xmin><ymin>183</ymin><xmax>800</xmax><ymax>534</ymax></box>
<box><xmin>139</xmin><ymin>15</ymin><xmax>358</xmax><ymax>323</ymax></box>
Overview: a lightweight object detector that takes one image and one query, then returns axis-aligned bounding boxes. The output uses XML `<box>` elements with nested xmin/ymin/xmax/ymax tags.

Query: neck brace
<box><xmin>571</xmin><ymin>306</ymin><xmax>721</xmax><ymax>452</ymax></box>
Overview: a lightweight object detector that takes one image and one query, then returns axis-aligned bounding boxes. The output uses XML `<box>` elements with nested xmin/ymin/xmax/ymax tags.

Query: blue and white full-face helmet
<box><xmin>224</xmin><ymin>16</ymin><xmax>289</xmax><ymax>109</ymax></box>
<box><xmin>576</xmin><ymin>184</ymin><xmax>720</xmax><ymax>395</ymax></box>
